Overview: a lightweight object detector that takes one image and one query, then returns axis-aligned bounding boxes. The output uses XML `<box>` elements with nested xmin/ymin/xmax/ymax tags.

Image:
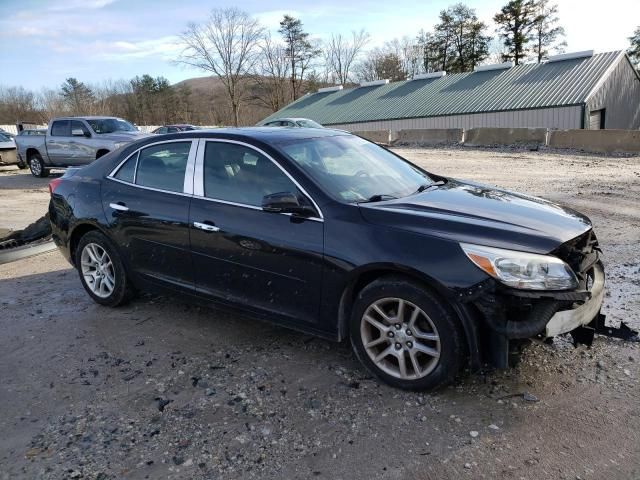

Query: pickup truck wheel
<box><xmin>350</xmin><ymin>278</ymin><xmax>464</xmax><ymax>391</ymax></box>
<box><xmin>29</xmin><ymin>153</ymin><xmax>48</xmax><ymax>178</ymax></box>
<box><xmin>17</xmin><ymin>160</ymin><xmax>28</xmax><ymax>169</ymax></box>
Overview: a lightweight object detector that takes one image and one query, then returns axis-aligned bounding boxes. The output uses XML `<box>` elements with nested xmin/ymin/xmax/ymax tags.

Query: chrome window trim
<box><xmin>107</xmin><ymin>177</ymin><xmax>194</xmax><ymax>198</ymax></box>
<box><xmin>106</xmin><ymin>139</ymin><xmax>198</xmax><ymax>195</ymax></box>
<box><xmin>194</xmin><ymin>138</ymin><xmax>324</xmax><ymax>222</ymax></box>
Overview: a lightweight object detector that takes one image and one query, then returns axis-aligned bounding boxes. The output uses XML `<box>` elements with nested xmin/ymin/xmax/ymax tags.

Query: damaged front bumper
<box><xmin>544</xmin><ymin>262</ymin><xmax>605</xmax><ymax>337</ymax></box>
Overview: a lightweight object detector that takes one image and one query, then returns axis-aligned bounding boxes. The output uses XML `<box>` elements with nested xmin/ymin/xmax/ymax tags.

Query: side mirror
<box><xmin>262</xmin><ymin>192</ymin><xmax>315</xmax><ymax>217</ymax></box>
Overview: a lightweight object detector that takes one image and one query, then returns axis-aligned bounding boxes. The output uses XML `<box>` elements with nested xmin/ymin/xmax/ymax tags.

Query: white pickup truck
<box><xmin>15</xmin><ymin>116</ymin><xmax>148</xmax><ymax>177</ymax></box>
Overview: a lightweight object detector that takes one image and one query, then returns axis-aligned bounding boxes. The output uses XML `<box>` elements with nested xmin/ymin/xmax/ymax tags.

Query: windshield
<box><xmin>0</xmin><ymin>133</ymin><xmax>11</xmax><ymax>142</ymax></box>
<box><xmin>275</xmin><ymin>135</ymin><xmax>434</xmax><ymax>203</ymax></box>
<box><xmin>86</xmin><ymin>118</ymin><xmax>136</xmax><ymax>134</ymax></box>
<box><xmin>295</xmin><ymin>119</ymin><xmax>323</xmax><ymax>128</ymax></box>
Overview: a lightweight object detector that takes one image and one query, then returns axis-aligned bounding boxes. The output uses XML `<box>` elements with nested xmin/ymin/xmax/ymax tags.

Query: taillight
<box><xmin>49</xmin><ymin>178</ymin><xmax>63</xmax><ymax>194</ymax></box>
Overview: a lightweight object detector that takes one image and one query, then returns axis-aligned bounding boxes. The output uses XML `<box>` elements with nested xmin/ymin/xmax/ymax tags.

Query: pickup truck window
<box><xmin>51</xmin><ymin>120</ymin><xmax>71</xmax><ymax>137</ymax></box>
<box><xmin>87</xmin><ymin>118</ymin><xmax>136</xmax><ymax>134</ymax></box>
<box><xmin>71</xmin><ymin>120</ymin><xmax>90</xmax><ymax>137</ymax></box>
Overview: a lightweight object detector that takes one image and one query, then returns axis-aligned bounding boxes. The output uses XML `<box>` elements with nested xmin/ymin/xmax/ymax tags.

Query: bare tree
<box><xmin>178</xmin><ymin>7</ymin><xmax>263</xmax><ymax>126</ymax></box>
<box><xmin>354</xmin><ymin>48</ymin><xmax>406</xmax><ymax>82</ymax></box>
<box><xmin>252</xmin><ymin>32</ymin><xmax>291</xmax><ymax>112</ymax></box>
<box><xmin>0</xmin><ymin>86</ymin><xmax>38</xmax><ymax>123</ymax></box>
<box><xmin>326</xmin><ymin>30</ymin><xmax>370</xmax><ymax>85</ymax></box>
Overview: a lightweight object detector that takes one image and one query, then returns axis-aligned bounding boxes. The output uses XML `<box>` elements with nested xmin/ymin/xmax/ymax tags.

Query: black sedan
<box><xmin>48</xmin><ymin>128</ymin><xmax>604</xmax><ymax>390</ymax></box>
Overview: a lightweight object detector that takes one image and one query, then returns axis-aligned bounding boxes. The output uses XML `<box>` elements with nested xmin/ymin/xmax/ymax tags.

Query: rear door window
<box><xmin>135</xmin><ymin>142</ymin><xmax>191</xmax><ymax>193</ymax></box>
<box><xmin>51</xmin><ymin>120</ymin><xmax>71</xmax><ymax>136</ymax></box>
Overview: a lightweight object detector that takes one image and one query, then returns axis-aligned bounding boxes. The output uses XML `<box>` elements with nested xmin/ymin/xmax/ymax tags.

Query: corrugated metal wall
<box><xmin>586</xmin><ymin>56</ymin><xmax>640</xmax><ymax>130</ymax></box>
<box><xmin>328</xmin><ymin>106</ymin><xmax>583</xmax><ymax>132</ymax></box>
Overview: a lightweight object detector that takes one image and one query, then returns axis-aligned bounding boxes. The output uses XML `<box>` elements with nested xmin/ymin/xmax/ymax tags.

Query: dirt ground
<box><xmin>0</xmin><ymin>148</ymin><xmax>638</xmax><ymax>480</ymax></box>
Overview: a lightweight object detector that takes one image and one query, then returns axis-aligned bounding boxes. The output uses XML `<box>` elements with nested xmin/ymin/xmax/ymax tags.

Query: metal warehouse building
<box><xmin>264</xmin><ymin>51</ymin><xmax>640</xmax><ymax>131</ymax></box>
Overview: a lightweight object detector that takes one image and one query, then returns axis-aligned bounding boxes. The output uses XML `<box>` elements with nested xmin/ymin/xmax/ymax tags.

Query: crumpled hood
<box><xmin>359</xmin><ymin>178</ymin><xmax>592</xmax><ymax>254</ymax></box>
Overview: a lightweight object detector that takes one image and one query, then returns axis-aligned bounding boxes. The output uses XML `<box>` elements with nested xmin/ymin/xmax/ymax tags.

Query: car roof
<box><xmin>266</xmin><ymin>118</ymin><xmax>315</xmax><ymax>122</ymax></box>
<box><xmin>188</xmin><ymin>127</ymin><xmax>345</xmax><ymax>141</ymax></box>
<box><xmin>53</xmin><ymin>116</ymin><xmax>127</xmax><ymax>121</ymax></box>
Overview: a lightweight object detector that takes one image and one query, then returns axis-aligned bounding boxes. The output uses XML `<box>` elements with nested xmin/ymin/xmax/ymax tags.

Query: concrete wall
<box><xmin>586</xmin><ymin>55</ymin><xmax>640</xmax><ymax>130</ymax></box>
<box><xmin>352</xmin><ymin>130</ymin><xmax>390</xmax><ymax>144</ymax></box>
<box><xmin>464</xmin><ymin>127</ymin><xmax>547</xmax><ymax>147</ymax></box>
<box><xmin>548</xmin><ymin>129</ymin><xmax>640</xmax><ymax>153</ymax></box>
<box><xmin>396</xmin><ymin>128</ymin><xmax>463</xmax><ymax>145</ymax></box>
<box><xmin>328</xmin><ymin>106</ymin><xmax>583</xmax><ymax>132</ymax></box>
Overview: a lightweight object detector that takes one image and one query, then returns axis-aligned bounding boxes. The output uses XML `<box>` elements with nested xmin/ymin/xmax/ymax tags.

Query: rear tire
<box><xmin>29</xmin><ymin>153</ymin><xmax>48</xmax><ymax>178</ymax></box>
<box><xmin>75</xmin><ymin>231</ymin><xmax>134</xmax><ymax>307</ymax></box>
<box><xmin>350</xmin><ymin>277</ymin><xmax>465</xmax><ymax>391</ymax></box>
<box><xmin>17</xmin><ymin>160</ymin><xmax>28</xmax><ymax>169</ymax></box>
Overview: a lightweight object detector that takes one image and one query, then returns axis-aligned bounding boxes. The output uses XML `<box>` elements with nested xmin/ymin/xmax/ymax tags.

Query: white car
<box><xmin>261</xmin><ymin>118</ymin><xmax>324</xmax><ymax>128</ymax></box>
<box><xmin>0</xmin><ymin>132</ymin><xmax>25</xmax><ymax>169</ymax></box>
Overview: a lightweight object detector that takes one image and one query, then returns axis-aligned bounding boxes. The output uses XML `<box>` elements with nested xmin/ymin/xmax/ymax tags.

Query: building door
<box><xmin>589</xmin><ymin>109</ymin><xmax>605</xmax><ymax>130</ymax></box>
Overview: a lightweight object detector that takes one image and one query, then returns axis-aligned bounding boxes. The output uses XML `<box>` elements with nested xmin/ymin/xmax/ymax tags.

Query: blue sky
<box><xmin>1</xmin><ymin>0</ymin><xmax>638</xmax><ymax>90</ymax></box>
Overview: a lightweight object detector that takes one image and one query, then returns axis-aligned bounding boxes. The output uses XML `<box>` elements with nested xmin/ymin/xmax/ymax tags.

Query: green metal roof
<box><xmin>263</xmin><ymin>51</ymin><xmax>624</xmax><ymax>125</ymax></box>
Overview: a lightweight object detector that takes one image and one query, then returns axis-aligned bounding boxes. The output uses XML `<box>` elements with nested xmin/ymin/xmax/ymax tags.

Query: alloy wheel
<box><xmin>30</xmin><ymin>157</ymin><xmax>41</xmax><ymax>176</ymax></box>
<box><xmin>360</xmin><ymin>297</ymin><xmax>441</xmax><ymax>380</ymax></box>
<box><xmin>80</xmin><ymin>243</ymin><xmax>116</xmax><ymax>298</ymax></box>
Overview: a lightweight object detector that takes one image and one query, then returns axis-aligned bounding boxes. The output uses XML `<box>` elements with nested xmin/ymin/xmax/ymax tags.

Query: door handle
<box><xmin>109</xmin><ymin>202</ymin><xmax>129</xmax><ymax>212</ymax></box>
<box><xmin>193</xmin><ymin>221</ymin><xmax>220</xmax><ymax>232</ymax></box>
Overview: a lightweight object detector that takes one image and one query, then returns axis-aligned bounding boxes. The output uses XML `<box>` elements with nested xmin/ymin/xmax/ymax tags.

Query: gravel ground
<box><xmin>0</xmin><ymin>148</ymin><xmax>639</xmax><ymax>480</ymax></box>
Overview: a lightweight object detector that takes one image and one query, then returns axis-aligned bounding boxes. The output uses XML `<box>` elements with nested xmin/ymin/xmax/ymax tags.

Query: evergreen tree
<box><xmin>279</xmin><ymin>15</ymin><xmax>320</xmax><ymax>100</ymax></box>
<box><xmin>60</xmin><ymin>78</ymin><xmax>95</xmax><ymax>114</ymax></box>
<box><xmin>494</xmin><ymin>0</ymin><xmax>539</xmax><ymax>65</ymax></box>
<box><xmin>628</xmin><ymin>26</ymin><xmax>640</xmax><ymax>68</ymax></box>
<box><xmin>532</xmin><ymin>0</ymin><xmax>566</xmax><ymax>62</ymax></box>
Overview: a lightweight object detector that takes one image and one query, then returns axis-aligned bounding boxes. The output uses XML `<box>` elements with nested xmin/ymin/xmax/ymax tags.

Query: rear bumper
<box><xmin>544</xmin><ymin>262</ymin><xmax>605</xmax><ymax>337</ymax></box>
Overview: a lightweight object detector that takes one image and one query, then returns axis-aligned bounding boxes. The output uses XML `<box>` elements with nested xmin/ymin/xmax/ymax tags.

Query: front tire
<box><xmin>29</xmin><ymin>153</ymin><xmax>48</xmax><ymax>178</ymax></box>
<box><xmin>75</xmin><ymin>231</ymin><xmax>134</xmax><ymax>307</ymax></box>
<box><xmin>350</xmin><ymin>277</ymin><xmax>465</xmax><ymax>391</ymax></box>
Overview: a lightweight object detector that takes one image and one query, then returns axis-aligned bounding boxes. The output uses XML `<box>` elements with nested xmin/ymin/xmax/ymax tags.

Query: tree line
<box><xmin>1</xmin><ymin>1</ymin><xmax>639</xmax><ymax>127</ymax></box>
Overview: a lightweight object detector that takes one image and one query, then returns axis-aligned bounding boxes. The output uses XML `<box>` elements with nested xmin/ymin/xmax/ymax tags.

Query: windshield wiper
<box><xmin>412</xmin><ymin>180</ymin><xmax>446</xmax><ymax>195</ymax></box>
<box><xmin>358</xmin><ymin>194</ymin><xmax>398</xmax><ymax>203</ymax></box>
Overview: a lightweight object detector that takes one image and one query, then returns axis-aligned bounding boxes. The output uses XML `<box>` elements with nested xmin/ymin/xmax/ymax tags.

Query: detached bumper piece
<box><xmin>570</xmin><ymin>313</ymin><xmax>640</xmax><ymax>347</ymax></box>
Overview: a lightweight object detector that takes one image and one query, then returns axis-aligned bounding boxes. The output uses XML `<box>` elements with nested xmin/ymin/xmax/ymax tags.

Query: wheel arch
<box><xmin>26</xmin><ymin>147</ymin><xmax>41</xmax><ymax>160</ymax></box>
<box><xmin>96</xmin><ymin>149</ymin><xmax>110</xmax><ymax>159</ymax></box>
<box><xmin>68</xmin><ymin>222</ymin><xmax>109</xmax><ymax>267</ymax></box>
<box><xmin>336</xmin><ymin>263</ymin><xmax>481</xmax><ymax>370</ymax></box>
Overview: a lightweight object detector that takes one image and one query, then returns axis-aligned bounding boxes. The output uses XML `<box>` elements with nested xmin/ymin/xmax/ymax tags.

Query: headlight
<box><xmin>113</xmin><ymin>142</ymin><xmax>127</xmax><ymax>150</ymax></box>
<box><xmin>460</xmin><ymin>243</ymin><xmax>578</xmax><ymax>290</ymax></box>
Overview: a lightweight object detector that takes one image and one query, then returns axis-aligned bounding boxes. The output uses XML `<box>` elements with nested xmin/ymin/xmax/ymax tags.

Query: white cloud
<box><xmin>89</xmin><ymin>36</ymin><xmax>182</xmax><ymax>61</ymax></box>
<box><xmin>47</xmin><ymin>0</ymin><xmax>118</xmax><ymax>11</ymax></box>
